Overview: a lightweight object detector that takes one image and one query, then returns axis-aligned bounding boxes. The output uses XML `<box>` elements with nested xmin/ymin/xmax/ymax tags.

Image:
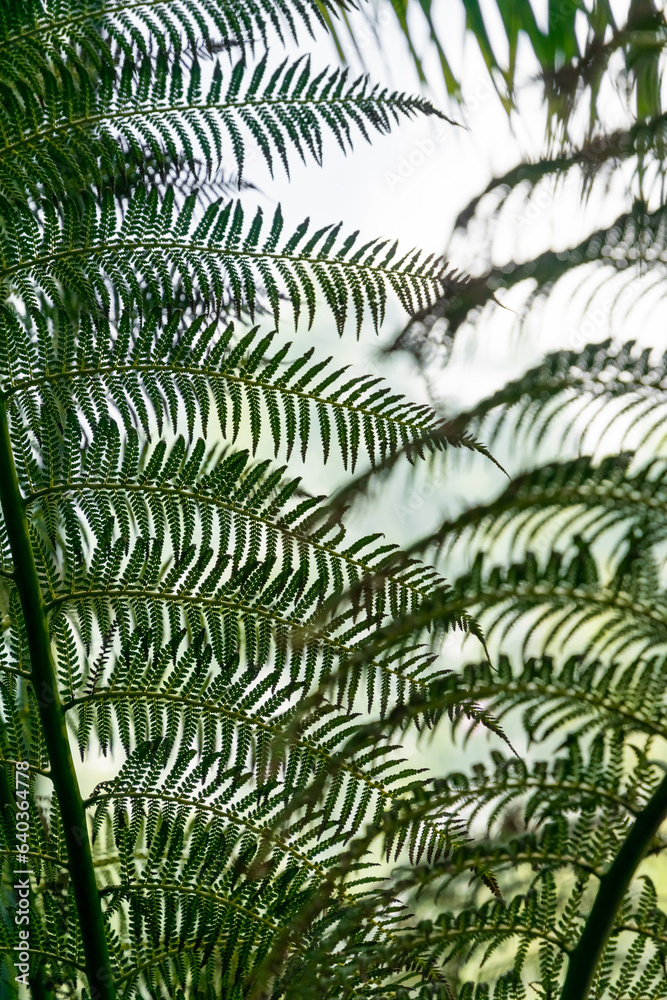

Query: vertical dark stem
<box><xmin>30</xmin><ymin>961</ymin><xmax>56</xmax><ymax>1000</ymax></box>
<box><xmin>0</xmin><ymin>397</ymin><xmax>115</xmax><ymax>1000</ymax></box>
<box><xmin>560</xmin><ymin>771</ymin><xmax>667</xmax><ymax>1000</ymax></box>
<box><xmin>0</xmin><ymin>762</ymin><xmax>14</xmax><ymax>828</ymax></box>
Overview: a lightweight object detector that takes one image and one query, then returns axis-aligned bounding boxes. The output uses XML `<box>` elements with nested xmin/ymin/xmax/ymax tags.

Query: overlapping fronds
<box><xmin>0</xmin><ymin>0</ymin><xmax>352</xmax><ymax>69</ymax></box>
<box><xmin>1</xmin><ymin>189</ymin><xmax>460</xmax><ymax>335</ymax></box>
<box><xmin>346</xmin><ymin>0</ymin><xmax>666</xmax><ymax>141</ymax></box>
<box><xmin>376</xmin><ymin>0</ymin><xmax>667</xmax><ymax>362</ymax></box>
<box><xmin>14</xmin><ymin>419</ymin><xmax>478</xmax><ymax>713</ymax></box>
<box><xmin>400</xmin><ymin>869</ymin><xmax>667</xmax><ymax>1000</ymax></box>
<box><xmin>1</xmin><ymin>310</ymin><xmax>485</xmax><ymax>471</ymax></box>
<box><xmin>367</xmin><ymin>368</ymin><xmax>667</xmax><ymax>996</ymax></box>
<box><xmin>0</xmin><ymin>1</ymin><xmax>493</xmax><ymax>995</ymax></box>
<box><xmin>0</xmin><ymin>44</ymin><xmax>449</xmax><ymax>200</ymax></box>
<box><xmin>0</xmin><ymin>1</ymin><xmax>373</xmax><ymax>205</ymax></box>
<box><xmin>394</xmin><ymin>203</ymin><xmax>667</xmax><ymax>357</ymax></box>
<box><xmin>83</xmin><ymin>730</ymin><xmax>432</xmax><ymax>994</ymax></box>
<box><xmin>12</xmin><ymin>0</ymin><xmax>667</xmax><ymax>999</ymax></box>
<box><xmin>451</xmin><ymin>653</ymin><xmax>667</xmax><ymax>744</ymax></box>
<box><xmin>304</xmin><ymin>5</ymin><xmax>667</xmax><ymax>999</ymax></box>
<box><xmin>386</xmin><ymin>712</ymin><xmax>667</xmax><ymax>997</ymax></box>
<box><xmin>351</xmin><ymin>308</ymin><xmax>667</xmax><ymax>995</ymax></box>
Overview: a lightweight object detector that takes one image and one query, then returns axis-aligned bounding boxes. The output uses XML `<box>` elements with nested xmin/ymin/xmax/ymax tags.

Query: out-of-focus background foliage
<box><xmin>297</xmin><ymin>0</ymin><xmax>667</xmax><ymax>720</ymax></box>
<box><xmin>317</xmin><ymin>3</ymin><xmax>667</xmax><ymax>988</ymax></box>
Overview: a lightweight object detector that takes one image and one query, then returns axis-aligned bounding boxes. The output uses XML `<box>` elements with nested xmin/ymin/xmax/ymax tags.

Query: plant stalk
<box><xmin>0</xmin><ymin>397</ymin><xmax>115</xmax><ymax>1000</ymax></box>
<box><xmin>560</xmin><ymin>770</ymin><xmax>667</xmax><ymax>1000</ymax></box>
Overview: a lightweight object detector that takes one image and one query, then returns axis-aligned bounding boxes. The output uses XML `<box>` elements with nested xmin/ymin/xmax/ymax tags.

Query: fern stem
<box><xmin>0</xmin><ymin>240</ymin><xmax>447</xmax><ymax>283</ymax></box>
<box><xmin>0</xmin><ymin>93</ymin><xmax>432</xmax><ymax>160</ymax></box>
<box><xmin>29</xmin><ymin>965</ymin><xmax>56</xmax><ymax>1000</ymax></box>
<box><xmin>560</xmin><ymin>770</ymin><xmax>667</xmax><ymax>1000</ymax></box>
<box><xmin>0</xmin><ymin>398</ymin><xmax>115</xmax><ymax>1000</ymax></box>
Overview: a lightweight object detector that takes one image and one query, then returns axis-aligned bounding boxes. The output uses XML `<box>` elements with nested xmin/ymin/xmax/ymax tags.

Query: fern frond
<box><xmin>427</xmin><ymin>734</ymin><xmax>652</xmax><ymax>834</ymax></box>
<box><xmin>2</xmin><ymin>314</ymin><xmax>483</xmax><ymax>471</ymax></box>
<box><xmin>392</xmin><ymin>203</ymin><xmax>667</xmax><ymax>354</ymax></box>
<box><xmin>0</xmin><ymin>0</ymin><xmax>351</xmax><ymax>63</ymax></box>
<box><xmin>453</xmin><ymin>114</ymin><xmax>667</xmax><ymax>236</ymax></box>
<box><xmin>0</xmin><ymin>50</ymin><xmax>449</xmax><ymax>199</ymax></box>
<box><xmin>448</xmin><ymin>652</ymin><xmax>667</xmax><ymax>744</ymax></box>
<box><xmin>456</xmin><ymin>338</ymin><xmax>667</xmax><ymax>458</ymax></box>
<box><xmin>444</xmin><ymin>546</ymin><xmax>667</xmax><ymax>661</ymax></box>
<box><xmin>0</xmin><ymin>194</ymin><xmax>461</xmax><ymax>334</ymax></box>
<box><xmin>380</xmin><ymin>730</ymin><xmax>667</xmax><ymax>998</ymax></box>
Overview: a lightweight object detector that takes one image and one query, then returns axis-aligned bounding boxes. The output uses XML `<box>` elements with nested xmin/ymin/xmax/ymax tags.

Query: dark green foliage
<box><xmin>4</xmin><ymin>1</ymin><xmax>667</xmax><ymax>999</ymax></box>
<box><xmin>333</xmin><ymin>334</ymin><xmax>667</xmax><ymax>996</ymax></box>
<box><xmin>321</xmin><ymin>4</ymin><xmax>667</xmax><ymax>997</ymax></box>
<box><xmin>0</xmin><ymin>2</ymin><xmax>495</xmax><ymax>998</ymax></box>
<box><xmin>3</xmin><ymin>188</ymin><xmax>460</xmax><ymax>335</ymax></box>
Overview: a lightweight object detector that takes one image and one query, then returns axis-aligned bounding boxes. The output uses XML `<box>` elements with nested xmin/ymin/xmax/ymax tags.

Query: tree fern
<box><xmin>334</xmin><ymin>314</ymin><xmax>667</xmax><ymax>997</ymax></box>
<box><xmin>8</xmin><ymin>1</ymin><xmax>667</xmax><ymax>999</ymax></box>
<box><xmin>0</xmin><ymin>2</ymin><xmax>498</xmax><ymax>999</ymax></box>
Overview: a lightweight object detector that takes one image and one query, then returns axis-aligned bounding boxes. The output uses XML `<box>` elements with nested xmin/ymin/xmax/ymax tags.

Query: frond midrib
<box><xmin>455</xmin><ymin>581</ymin><xmax>667</xmax><ymax>632</ymax></box>
<box><xmin>45</xmin><ymin>585</ymin><xmax>437</xmax><ymax>694</ymax></box>
<box><xmin>0</xmin><ymin>944</ymin><xmax>86</xmax><ymax>975</ymax></box>
<box><xmin>433</xmin><ymin>776</ymin><xmax>643</xmax><ymax>818</ymax></box>
<box><xmin>1</xmin><ymin>847</ymin><xmax>68</xmax><ymax>870</ymax></box>
<box><xmin>100</xmin><ymin>876</ymin><xmax>284</xmax><ymax>933</ymax></box>
<box><xmin>0</xmin><ymin>239</ymin><xmax>448</xmax><ymax>281</ymax></box>
<box><xmin>431</xmin><ymin>849</ymin><xmax>605</xmax><ymax>880</ymax></box>
<box><xmin>462</xmin><ymin>677</ymin><xmax>666</xmax><ymax>737</ymax></box>
<box><xmin>9</xmin><ymin>363</ymin><xmax>443</xmax><ymax>444</ymax></box>
<box><xmin>409</xmin><ymin>922</ymin><xmax>572</xmax><ymax>953</ymax></box>
<box><xmin>420</xmin><ymin>479</ymin><xmax>667</xmax><ymax>553</ymax></box>
<box><xmin>0</xmin><ymin>93</ymin><xmax>430</xmax><ymax>162</ymax></box>
<box><xmin>27</xmin><ymin>478</ymin><xmax>439</xmax><ymax>605</ymax></box>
